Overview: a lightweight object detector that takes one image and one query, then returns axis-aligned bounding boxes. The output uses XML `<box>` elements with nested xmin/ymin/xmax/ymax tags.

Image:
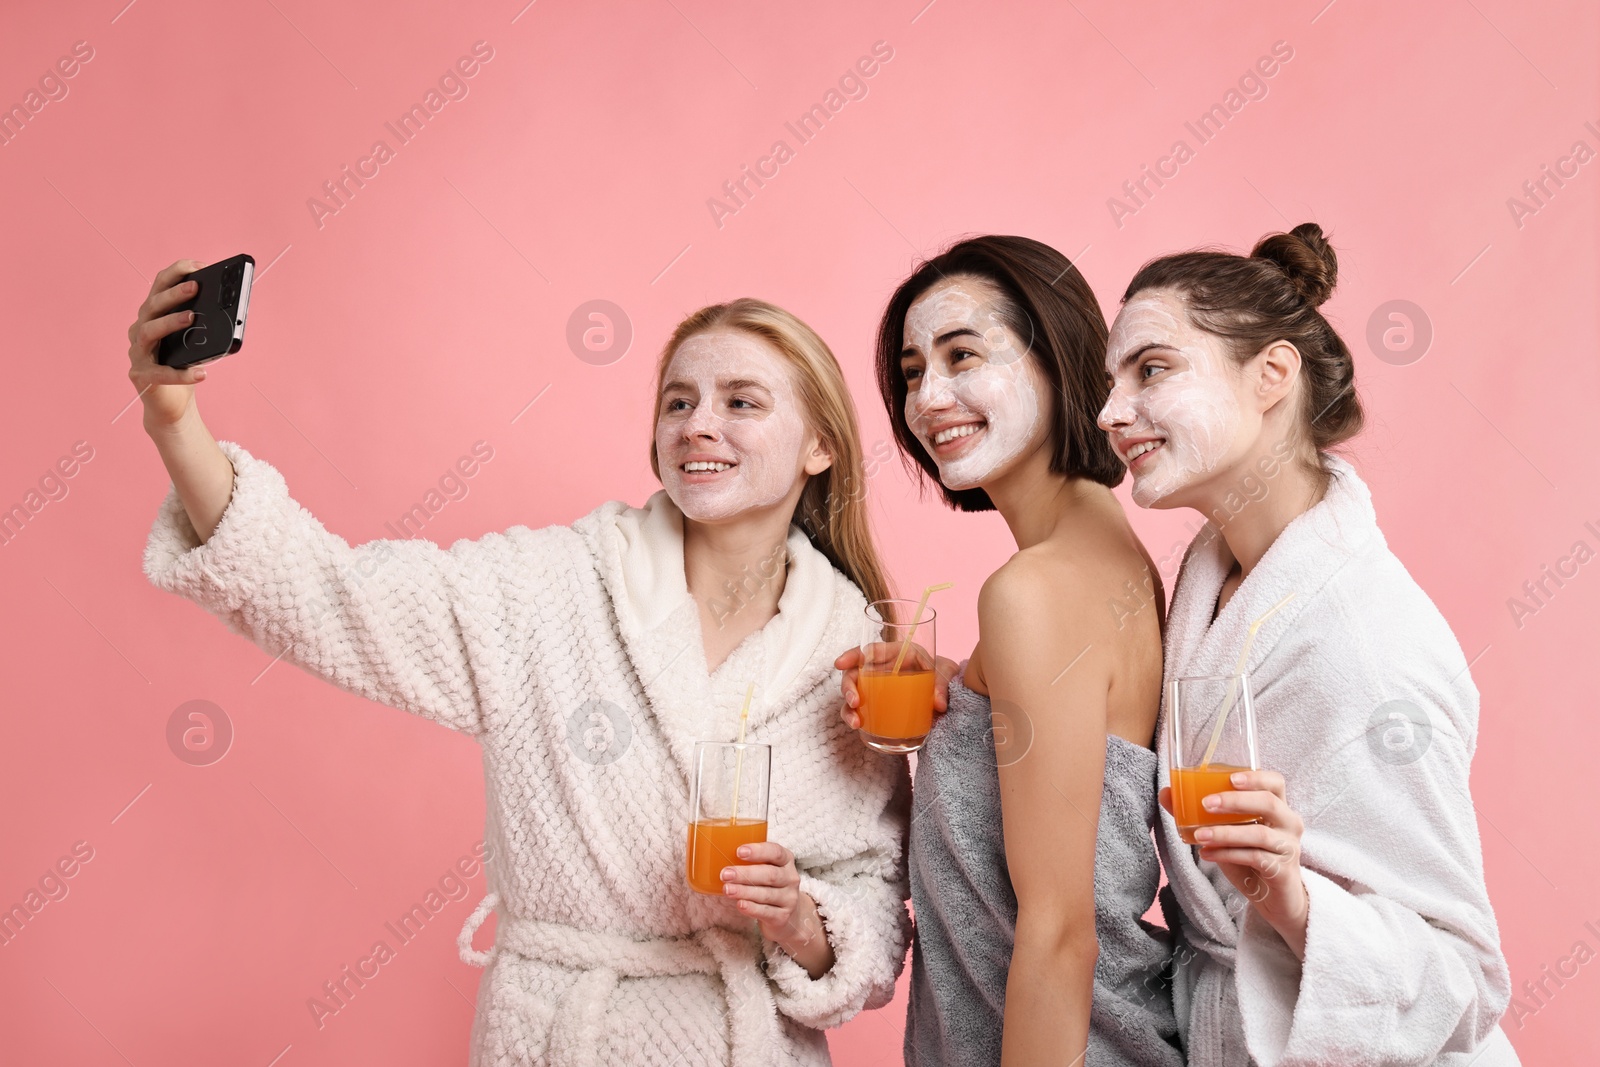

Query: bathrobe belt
<box><xmin>458</xmin><ymin>891</ymin><xmax>782</xmax><ymax>1067</ymax></box>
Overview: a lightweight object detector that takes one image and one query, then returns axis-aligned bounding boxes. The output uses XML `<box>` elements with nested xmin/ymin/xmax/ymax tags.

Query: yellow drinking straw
<box><xmin>728</xmin><ymin>682</ymin><xmax>756</xmax><ymax>826</ymax></box>
<box><xmin>889</xmin><ymin>583</ymin><xmax>954</xmax><ymax>675</ymax></box>
<box><xmin>1198</xmin><ymin>591</ymin><xmax>1296</xmax><ymax>769</ymax></box>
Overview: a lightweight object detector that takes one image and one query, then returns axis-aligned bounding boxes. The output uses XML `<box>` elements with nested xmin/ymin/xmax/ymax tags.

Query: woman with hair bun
<box><xmin>1099</xmin><ymin>224</ymin><xmax>1520</xmax><ymax>1066</ymax></box>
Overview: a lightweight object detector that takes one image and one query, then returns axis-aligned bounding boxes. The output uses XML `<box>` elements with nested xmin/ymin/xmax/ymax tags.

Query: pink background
<box><xmin>2</xmin><ymin>0</ymin><xmax>1595</xmax><ymax>1063</ymax></box>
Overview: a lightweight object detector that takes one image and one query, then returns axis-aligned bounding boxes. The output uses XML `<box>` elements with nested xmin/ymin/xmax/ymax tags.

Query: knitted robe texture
<box><xmin>142</xmin><ymin>440</ymin><xmax>913</xmax><ymax>1067</ymax></box>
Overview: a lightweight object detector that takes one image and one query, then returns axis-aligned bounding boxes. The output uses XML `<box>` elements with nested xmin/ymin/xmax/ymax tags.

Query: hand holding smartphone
<box><xmin>155</xmin><ymin>253</ymin><xmax>255</xmax><ymax>369</ymax></box>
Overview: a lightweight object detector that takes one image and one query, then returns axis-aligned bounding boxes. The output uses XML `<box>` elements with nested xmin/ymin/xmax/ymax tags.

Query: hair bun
<box><xmin>1251</xmin><ymin>222</ymin><xmax>1337</xmax><ymax>307</ymax></box>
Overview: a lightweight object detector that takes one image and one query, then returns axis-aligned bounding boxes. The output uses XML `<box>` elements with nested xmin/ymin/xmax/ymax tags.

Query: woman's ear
<box><xmin>803</xmin><ymin>435</ymin><xmax>835</xmax><ymax>477</ymax></box>
<box><xmin>1254</xmin><ymin>340</ymin><xmax>1302</xmax><ymax>415</ymax></box>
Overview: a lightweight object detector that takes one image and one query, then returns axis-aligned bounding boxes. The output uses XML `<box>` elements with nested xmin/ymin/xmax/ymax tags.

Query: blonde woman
<box><xmin>130</xmin><ymin>260</ymin><xmax>911</xmax><ymax>1066</ymax></box>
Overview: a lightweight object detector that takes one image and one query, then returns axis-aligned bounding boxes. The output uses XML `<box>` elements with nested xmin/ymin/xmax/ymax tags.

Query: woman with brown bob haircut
<box><xmin>838</xmin><ymin>235</ymin><xmax>1185</xmax><ymax>1066</ymax></box>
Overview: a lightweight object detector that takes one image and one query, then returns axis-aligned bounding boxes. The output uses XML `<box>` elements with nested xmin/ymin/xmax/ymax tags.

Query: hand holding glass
<box><xmin>685</xmin><ymin>741</ymin><xmax>771</xmax><ymax>894</ymax></box>
<box><xmin>855</xmin><ymin>599</ymin><xmax>937</xmax><ymax>754</ymax></box>
<box><xmin>1168</xmin><ymin>672</ymin><xmax>1260</xmax><ymax>844</ymax></box>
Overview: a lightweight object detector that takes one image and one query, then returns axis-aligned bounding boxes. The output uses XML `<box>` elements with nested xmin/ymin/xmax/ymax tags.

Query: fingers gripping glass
<box><xmin>856</xmin><ymin>599</ymin><xmax>937</xmax><ymax>754</ymax></box>
<box><xmin>685</xmin><ymin>741</ymin><xmax>770</xmax><ymax>894</ymax></box>
<box><xmin>1168</xmin><ymin>672</ymin><xmax>1261</xmax><ymax>844</ymax></box>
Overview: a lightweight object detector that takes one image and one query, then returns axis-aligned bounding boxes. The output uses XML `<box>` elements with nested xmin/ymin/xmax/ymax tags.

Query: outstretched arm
<box><xmin>128</xmin><ymin>259</ymin><xmax>234</xmax><ymax>541</ymax></box>
<box><xmin>131</xmin><ymin>260</ymin><xmax>506</xmax><ymax>738</ymax></box>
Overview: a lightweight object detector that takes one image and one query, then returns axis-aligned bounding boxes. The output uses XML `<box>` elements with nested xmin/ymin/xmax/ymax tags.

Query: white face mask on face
<box><xmin>655</xmin><ymin>329</ymin><xmax>818</xmax><ymax>523</ymax></box>
<box><xmin>902</xmin><ymin>279</ymin><xmax>1045</xmax><ymax>491</ymax></box>
<box><xmin>1099</xmin><ymin>290</ymin><xmax>1244</xmax><ymax>508</ymax></box>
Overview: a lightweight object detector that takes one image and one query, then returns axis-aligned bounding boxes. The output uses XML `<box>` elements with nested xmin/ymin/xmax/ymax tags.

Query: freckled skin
<box><xmin>1100</xmin><ymin>290</ymin><xmax>1243</xmax><ymax>507</ymax></box>
<box><xmin>903</xmin><ymin>279</ymin><xmax>1045</xmax><ymax>491</ymax></box>
<box><xmin>655</xmin><ymin>330</ymin><xmax>812</xmax><ymax>522</ymax></box>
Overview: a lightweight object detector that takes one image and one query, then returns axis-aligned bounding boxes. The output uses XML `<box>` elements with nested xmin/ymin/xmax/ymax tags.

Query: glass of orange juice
<box><xmin>1168</xmin><ymin>672</ymin><xmax>1260</xmax><ymax>845</ymax></box>
<box><xmin>686</xmin><ymin>740</ymin><xmax>771</xmax><ymax>895</ymax></box>
<box><xmin>856</xmin><ymin>599</ymin><xmax>938</xmax><ymax>754</ymax></box>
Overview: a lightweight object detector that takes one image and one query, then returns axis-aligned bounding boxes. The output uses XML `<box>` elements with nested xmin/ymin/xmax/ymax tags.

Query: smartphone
<box><xmin>156</xmin><ymin>253</ymin><xmax>255</xmax><ymax>369</ymax></box>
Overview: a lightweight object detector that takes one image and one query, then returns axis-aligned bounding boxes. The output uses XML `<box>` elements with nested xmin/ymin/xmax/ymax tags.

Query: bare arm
<box><xmin>981</xmin><ymin>561</ymin><xmax>1110</xmax><ymax>1067</ymax></box>
<box><xmin>128</xmin><ymin>258</ymin><xmax>234</xmax><ymax>540</ymax></box>
<box><xmin>147</xmin><ymin>409</ymin><xmax>234</xmax><ymax>541</ymax></box>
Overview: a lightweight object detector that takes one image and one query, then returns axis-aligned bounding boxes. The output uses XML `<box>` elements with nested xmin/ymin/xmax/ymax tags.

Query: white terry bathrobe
<box><xmin>1155</xmin><ymin>455</ymin><xmax>1519</xmax><ymax>1067</ymax></box>
<box><xmin>143</xmin><ymin>440</ymin><xmax>913</xmax><ymax>1067</ymax></box>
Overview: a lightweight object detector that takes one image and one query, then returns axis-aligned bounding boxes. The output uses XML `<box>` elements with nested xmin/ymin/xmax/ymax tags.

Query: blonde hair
<box><xmin>648</xmin><ymin>298</ymin><xmax>894</xmax><ymax>608</ymax></box>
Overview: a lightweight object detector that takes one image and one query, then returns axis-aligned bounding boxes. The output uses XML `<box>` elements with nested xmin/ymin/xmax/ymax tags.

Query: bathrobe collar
<box><xmin>1164</xmin><ymin>454</ymin><xmax>1384</xmax><ymax>689</ymax></box>
<box><xmin>575</xmin><ymin>489</ymin><xmax>847</xmax><ymax>792</ymax></box>
<box><xmin>1159</xmin><ymin>454</ymin><xmax>1384</xmax><ymax>958</ymax></box>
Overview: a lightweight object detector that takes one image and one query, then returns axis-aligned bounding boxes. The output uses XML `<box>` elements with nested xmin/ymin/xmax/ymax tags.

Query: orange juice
<box><xmin>858</xmin><ymin>668</ymin><xmax>935</xmax><ymax>748</ymax></box>
<box><xmin>685</xmin><ymin>818</ymin><xmax>768</xmax><ymax>895</ymax></box>
<box><xmin>1171</xmin><ymin>763</ymin><xmax>1257</xmax><ymax>843</ymax></box>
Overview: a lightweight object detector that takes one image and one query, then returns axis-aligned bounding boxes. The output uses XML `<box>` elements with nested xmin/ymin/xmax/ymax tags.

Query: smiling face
<box><xmin>900</xmin><ymin>276</ymin><xmax>1048</xmax><ymax>492</ymax></box>
<box><xmin>654</xmin><ymin>328</ymin><xmax>829</xmax><ymax>523</ymax></box>
<box><xmin>1098</xmin><ymin>289</ymin><xmax>1250</xmax><ymax>508</ymax></box>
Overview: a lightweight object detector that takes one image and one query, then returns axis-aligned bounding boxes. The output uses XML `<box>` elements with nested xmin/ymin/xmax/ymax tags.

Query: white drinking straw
<box><xmin>1198</xmin><ymin>592</ymin><xmax>1297</xmax><ymax>769</ymax></box>
<box><xmin>728</xmin><ymin>682</ymin><xmax>755</xmax><ymax>825</ymax></box>
<box><xmin>889</xmin><ymin>583</ymin><xmax>952</xmax><ymax>675</ymax></box>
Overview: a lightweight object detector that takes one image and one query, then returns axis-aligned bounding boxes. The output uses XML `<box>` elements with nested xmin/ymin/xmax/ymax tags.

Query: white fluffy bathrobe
<box><xmin>1155</xmin><ymin>455</ymin><xmax>1520</xmax><ymax>1067</ymax></box>
<box><xmin>143</xmin><ymin>440</ymin><xmax>913</xmax><ymax>1067</ymax></box>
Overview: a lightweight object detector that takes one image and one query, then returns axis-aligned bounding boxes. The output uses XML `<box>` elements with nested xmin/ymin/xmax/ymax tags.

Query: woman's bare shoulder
<box><xmin>979</xmin><ymin>534</ymin><xmax>1155</xmax><ymax>646</ymax></box>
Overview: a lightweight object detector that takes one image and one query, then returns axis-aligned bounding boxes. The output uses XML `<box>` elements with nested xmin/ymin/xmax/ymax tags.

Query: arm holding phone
<box><xmin>129</xmin><ymin>258</ymin><xmax>235</xmax><ymax>542</ymax></box>
<box><xmin>128</xmin><ymin>258</ymin><xmax>500</xmax><ymax>737</ymax></box>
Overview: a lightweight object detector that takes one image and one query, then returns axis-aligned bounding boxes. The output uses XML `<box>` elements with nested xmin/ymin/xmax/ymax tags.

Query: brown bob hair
<box><xmin>874</xmin><ymin>235</ymin><xmax>1125</xmax><ymax>513</ymax></box>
